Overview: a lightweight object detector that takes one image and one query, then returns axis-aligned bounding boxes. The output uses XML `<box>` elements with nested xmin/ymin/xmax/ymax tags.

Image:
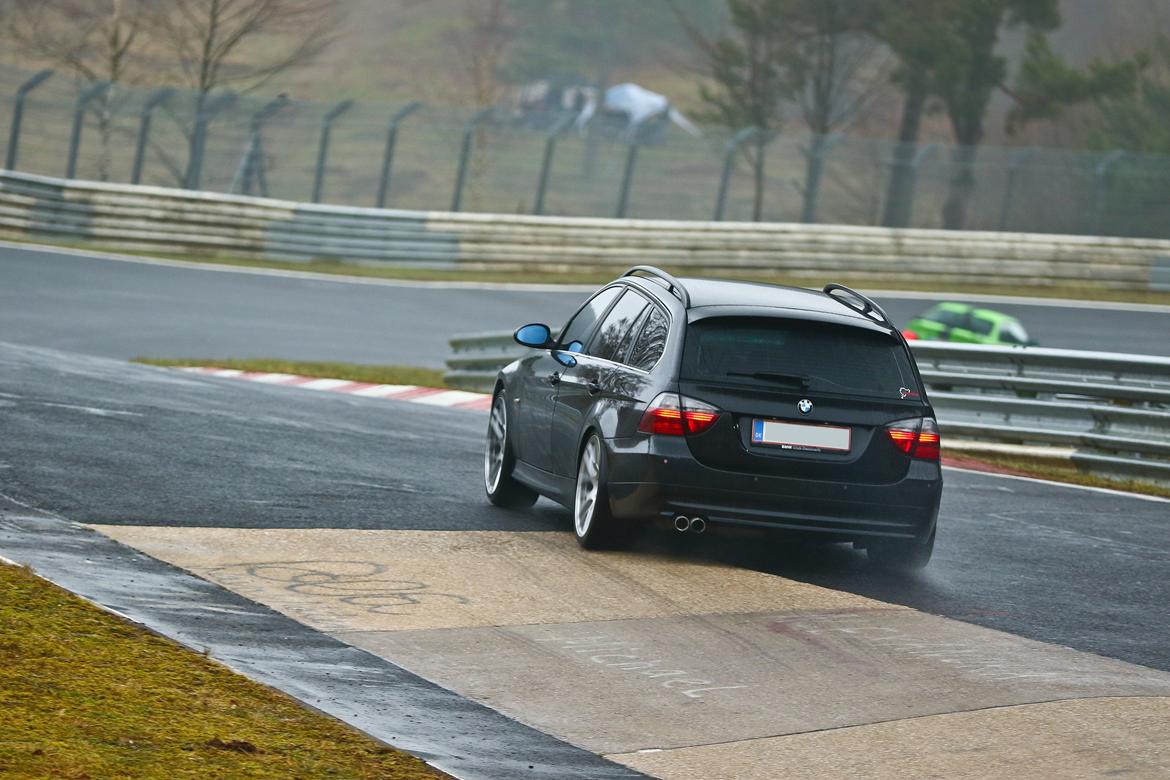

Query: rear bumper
<box><xmin>605</xmin><ymin>436</ymin><xmax>941</xmax><ymax>540</ymax></box>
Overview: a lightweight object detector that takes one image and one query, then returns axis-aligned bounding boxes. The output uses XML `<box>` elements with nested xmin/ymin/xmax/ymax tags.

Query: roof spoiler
<box><xmin>623</xmin><ymin>265</ymin><xmax>690</xmax><ymax>308</ymax></box>
<box><xmin>823</xmin><ymin>283</ymin><xmax>900</xmax><ymax>334</ymax></box>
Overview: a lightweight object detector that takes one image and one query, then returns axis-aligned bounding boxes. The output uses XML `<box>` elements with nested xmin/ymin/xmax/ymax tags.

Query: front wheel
<box><xmin>484</xmin><ymin>393</ymin><xmax>538</xmax><ymax>508</ymax></box>
<box><xmin>573</xmin><ymin>433</ymin><xmax>624</xmax><ymax>549</ymax></box>
<box><xmin>867</xmin><ymin>527</ymin><xmax>935</xmax><ymax>572</ymax></box>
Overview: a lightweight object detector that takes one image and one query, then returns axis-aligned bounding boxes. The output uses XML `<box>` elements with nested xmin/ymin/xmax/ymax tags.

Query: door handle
<box><xmin>548</xmin><ymin>372</ymin><xmax>561</xmax><ymax>385</ymax></box>
<box><xmin>586</xmin><ymin>381</ymin><xmax>602</xmax><ymax>395</ymax></box>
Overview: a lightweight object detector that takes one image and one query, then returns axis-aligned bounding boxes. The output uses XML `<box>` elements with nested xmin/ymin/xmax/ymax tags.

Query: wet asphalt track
<box><xmin>2</xmin><ymin>341</ymin><xmax>1167</xmax><ymax>674</ymax></box>
<box><xmin>3</xmin><ymin>242</ymin><xmax>1170</xmax><ymax>367</ymax></box>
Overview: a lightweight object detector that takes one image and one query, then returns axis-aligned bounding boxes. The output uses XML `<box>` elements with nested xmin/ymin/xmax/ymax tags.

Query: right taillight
<box><xmin>638</xmin><ymin>392</ymin><xmax>721</xmax><ymax>436</ymax></box>
<box><xmin>886</xmin><ymin>417</ymin><xmax>940</xmax><ymax>461</ymax></box>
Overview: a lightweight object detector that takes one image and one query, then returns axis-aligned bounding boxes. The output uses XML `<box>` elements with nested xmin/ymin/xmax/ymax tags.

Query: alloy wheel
<box><xmin>574</xmin><ymin>436</ymin><xmax>601</xmax><ymax>537</ymax></box>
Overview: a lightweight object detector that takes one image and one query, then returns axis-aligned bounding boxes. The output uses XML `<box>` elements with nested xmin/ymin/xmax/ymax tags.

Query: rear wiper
<box><xmin>726</xmin><ymin>371</ymin><xmax>811</xmax><ymax>388</ymax></box>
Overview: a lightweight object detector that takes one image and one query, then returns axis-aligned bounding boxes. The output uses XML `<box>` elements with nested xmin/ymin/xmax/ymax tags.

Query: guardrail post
<box><xmin>375</xmin><ymin>101</ymin><xmax>422</xmax><ymax>208</ymax></box>
<box><xmin>184</xmin><ymin>91</ymin><xmax>237</xmax><ymax>190</ymax></box>
<box><xmin>451</xmin><ymin>107</ymin><xmax>494</xmax><ymax>212</ymax></box>
<box><xmin>801</xmin><ymin>133</ymin><xmax>843</xmax><ymax>223</ymax></box>
<box><xmin>532</xmin><ymin>111</ymin><xmax>577</xmax><ymax>216</ymax></box>
<box><xmin>713</xmin><ymin>127</ymin><xmax>758</xmax><ymax>221</ymax></box>
<box><xmin>65</xmin><ymin>80</ymin><xmax>111</xmax><ymax>179</ymax></box>
<box><xmin>615</xmin><ymin>110</ymin><xmax>671</xmax><ymax>219</ymax></box>
<box><xmin>1091</xmin><ymin>149</ymin><xmax>1126</xmax><ymax>236</ymax></box>
<box><xmin>997</xmin><ymin>147</ymin><xmax>1034</xmax><ymax>232</ymax></box>
<box><xmin>311</xmin><ymin>99</ymin><xmax>355</xmax><ymax>204</ymax></box>
<box><xmin>5</xmin><ymin>69</ymin><xmax>54</xmax><ymax>171</ymax></box>
<box><xmin>130</xmin><ymin>87</ymin><xmax>174</xmax><ymax>185</ymax></box>
<box><xmin>230</xmin><ymin>95</ymin><xmax>288</xmax><ymax>196</ymax></box>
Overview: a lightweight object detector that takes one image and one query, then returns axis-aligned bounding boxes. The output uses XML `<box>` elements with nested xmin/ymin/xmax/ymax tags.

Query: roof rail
<box><xmin>823</xmin><ymin>283</ymin><xmax>897</xmax><ymax>331</ymax></box>
<box><xmin>623</xmin><ymin>265</ymin><xmax>690</xmax><ymax>308</ymax></box>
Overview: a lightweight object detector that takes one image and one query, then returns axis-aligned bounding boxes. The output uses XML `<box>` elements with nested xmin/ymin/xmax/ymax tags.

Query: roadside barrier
<box><xmin>3</xmin><ymin>168</ymin><xmax>1169</xmax><ymax>291</ymax></box>
<box><xmin>445</xmin><ymin>332</ymin><xmax>1170</xmax><ymax>484</ymax></box>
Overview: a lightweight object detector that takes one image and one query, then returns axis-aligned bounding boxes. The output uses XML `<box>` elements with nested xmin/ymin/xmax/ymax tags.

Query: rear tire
<box><xmin>573</xmin><ymin>433</ymin><xmax>624</xmax><ymax>549</ymax></box>
<box><xmin>484</xmin><ymin>393</ymin><xmax>538</xmax><ymax>508</ymax></box>
<box><xmin>867</xmin><ymin>527</ymin><xmax>935</xmax><ymax>572</ymax></box>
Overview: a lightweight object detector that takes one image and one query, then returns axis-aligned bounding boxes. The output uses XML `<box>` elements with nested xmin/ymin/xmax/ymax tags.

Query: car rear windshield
<box><xmin>682</xmin><ymin>317</ymin><xmax>921</xmax><ymax>400</ymax></box>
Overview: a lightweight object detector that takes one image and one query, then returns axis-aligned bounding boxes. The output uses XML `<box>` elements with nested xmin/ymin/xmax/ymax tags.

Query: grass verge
<box><xmin>0</xmin><ymin>561</ymin><xmax>444</xmax><ymax>780</ymax></box>
<box><xmin>7</xmin><ymin>235</ymin><xmax>1170</xmax><ymax>304</ymax></box>
<box><xmin>135</xmin><ymin>357</ymin><xmax>448</xmax><ymax>389</ymax></box>
<box><xmin>945</xmin><ymin>450</ymin><xmax>1170</xmax><ymax>500</ymax></box>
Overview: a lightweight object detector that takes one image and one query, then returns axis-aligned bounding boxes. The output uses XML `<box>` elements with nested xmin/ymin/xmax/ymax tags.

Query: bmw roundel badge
<box><xmin>797</xmin><ymin>399</ymin><xmax>813</xmax><ymax>415</ymax></box>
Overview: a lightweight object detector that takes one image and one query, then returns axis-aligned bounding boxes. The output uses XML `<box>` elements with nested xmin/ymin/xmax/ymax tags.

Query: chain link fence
<box><xmin>4</xmin><ymin>64</ymin><xmax>1169</xmax><ymax>238</ymax></box>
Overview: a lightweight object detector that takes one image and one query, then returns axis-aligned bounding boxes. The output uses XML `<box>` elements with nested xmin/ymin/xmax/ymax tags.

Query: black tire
<box><xmin>866</xmin><ymin>527</ymin><xmax>935</xmax><ymax>572</ymax></box>
<box><xmin>484</xmin><ymin>393</ymin><xmax>538</xmax><ymax>508</ymax></box>
<box><xmin>572</xmin><ymin>433</ymin><xmax>625</xmax><ymax>549</ymax></box>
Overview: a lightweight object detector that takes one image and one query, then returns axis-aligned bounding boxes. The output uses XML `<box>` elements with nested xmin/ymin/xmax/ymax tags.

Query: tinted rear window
<box><xmin>682</xmin><ymin>317</ymin><xmax>921</xmax><ymax>400</ymax></box>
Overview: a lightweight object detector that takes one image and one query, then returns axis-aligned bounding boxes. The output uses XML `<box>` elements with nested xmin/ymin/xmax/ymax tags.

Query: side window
<box><xmin>559</xmin><ymin>286</ymin><xmax>621</xmax><ymax>348</ymax></box>
<box><xmin>968</xmin><ymin>315</ymin><xmax>995</xmax><ymax>336</ymax></box>
<box><xmin>932</xmin><ymin>307</ymin><xmax>965</xmax><ymax>328</ymax></box>
<box><xmin>588</xmin><ymin>291</ymin><xmax>648</xmax><ymax>362</ymax></box>
<box><xmin>627</xmin><ymin>305</ymin><xmax>669</xmax><ymax>371</ymax></box>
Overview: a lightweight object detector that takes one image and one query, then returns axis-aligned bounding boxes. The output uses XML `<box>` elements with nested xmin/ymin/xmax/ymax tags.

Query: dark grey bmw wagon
<box><xmin>484</xmin><ymin>266</ymin><xmax>942</xmax><ymax>570</ymax></box>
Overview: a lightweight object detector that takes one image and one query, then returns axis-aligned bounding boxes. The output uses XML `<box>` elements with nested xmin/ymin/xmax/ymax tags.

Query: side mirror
<box><xmin>515</xmin><ymin>323</ymin><xmax>554</xmax><ymax>349</ymax></box>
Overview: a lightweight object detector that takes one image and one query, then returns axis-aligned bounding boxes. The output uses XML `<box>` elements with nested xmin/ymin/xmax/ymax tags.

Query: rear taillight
<box><xmin>886</xmin><ymin>417</ymin><xmax>940</xmax><ymax>461</ymax></box>
<box><xmin>638</xmin><ymin>393</ymin><xmax>720</xmax><ymax>436</ymax></box>
<box><xmin>902</xmin><ymin>329</ymin><xmax>919</xmax><ymax>340</ymax></box>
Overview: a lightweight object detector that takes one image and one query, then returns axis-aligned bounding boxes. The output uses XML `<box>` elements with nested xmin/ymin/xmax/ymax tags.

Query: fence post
<box><xmin>5</xmin><ymin>69</ymin><xmax>54</xmax><ymax>171</ymax></box>
<box><xmin>714</xmin><ymin>127</ymin><xmax>759</xmax><ymax>221</ymax></box>
<box><xmin>892</xmin><ymin>143</ymin><xmax>938</xmax><ymax>228</ymax></box>
<box><xmin>997</xmin><ymin>147</ymin><xmax>1034</xmax><ymax>232</ymax></box>
<box><xmin>311</xmin><ymin>99</ymin><xmax>355</xmax><ymax>204</ymax></box>
<box><xmin>131</xmin><ymin>87</ymin><xmax>174</xmax><ymax>185</ymax></box>
<box><xmin>451</xmin><ymin>107</ymin><xmax>494</xmax><ymax>212</ymax></box>
<box><xmin>615</xmin><ymin>111</ymin><xmax>671</xmax><ymax>219</ymax></box>
<box><xmin>376</xmin><ymin>101</ymin><xmax>422</xmax><ymax>208</ymax></box>
<box><xmin>65</xmin><ymin>81</ymin><xmax>111</xmax><ymax>179</ymax></box>
<box><xmin>1091</xmin><ymin>149</ymin><xmax>1126</xmax><ymax>236</ymax></box>
<box><xmin>532</xmin><ymin>111</ymin><xmax>577</xmax><ymax>216</ymax></box>
<box><xmin>801</xmin><ymin>133</ymin><xmax>843</xmax><ymax>223</ymax></box>
<box><xmin>184</xmin><ymin>91</ymin><xmax>237</xmax><ymax>190</ymax></box>
<box><xmin>230</xmin><ymin>95</ymin><xmax>288</xmax><ymax>196</ymax></box>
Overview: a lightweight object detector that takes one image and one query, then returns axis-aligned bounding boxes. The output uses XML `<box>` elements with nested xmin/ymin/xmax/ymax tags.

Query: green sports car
<box><xmin>903</xmin><ymin>302</ymin><xmax>1035</xmax><ymax>346</ymax></box>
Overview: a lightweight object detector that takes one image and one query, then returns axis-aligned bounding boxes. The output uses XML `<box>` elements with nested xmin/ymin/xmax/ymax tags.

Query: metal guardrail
<box><xmin>2</xmin><ymin>168</ymin><xmax>1170</xmax><ymax>290</ymax></box>
<box><xmin>445</xmin><ymin>333</ymin><xmax>1170</xmax><ymax>484</ymax></box>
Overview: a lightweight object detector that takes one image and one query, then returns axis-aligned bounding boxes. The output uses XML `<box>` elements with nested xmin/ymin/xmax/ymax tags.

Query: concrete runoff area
<box><xmin>93</xmin><ymin>526</ymin><xmax>1170</xmax><ymax>777</ymax></box>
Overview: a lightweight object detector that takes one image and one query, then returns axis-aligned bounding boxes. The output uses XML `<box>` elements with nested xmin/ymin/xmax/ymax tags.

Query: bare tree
<box><xmin>3</xmin><ymin>0</ymin><xmax>148</xmax><ymax>179</ymax></box>
<box><xmin>150</xmin><ymin>0</ymin><xmax>341</xmax><ymax>96</ymax></box>
<box><xmin>446</xmin><ymin>0</ymin><xmax>512</xmax><ymax>209</ymax></box>
<box><xmin>449</xmin><ymin>0</ymin><xmax>511</xmax><ymax>109</ymax></box>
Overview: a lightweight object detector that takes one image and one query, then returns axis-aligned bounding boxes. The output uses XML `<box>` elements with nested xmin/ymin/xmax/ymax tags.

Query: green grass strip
<box><xmin>0</xmin><ymin>562</ymin><xmax>443</xmax><ymax>779</ymax></box>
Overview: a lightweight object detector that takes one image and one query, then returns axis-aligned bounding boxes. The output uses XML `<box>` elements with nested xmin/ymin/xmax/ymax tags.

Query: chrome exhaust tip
<box><xmin>673</xmin><ymin>515</ymin><xmax>692</xmax><ymax>532</ymax></box>
<box><xmin>690</xmin><ymin>517</ymin><xmax>706</xmax><ymax>534</ymax></box>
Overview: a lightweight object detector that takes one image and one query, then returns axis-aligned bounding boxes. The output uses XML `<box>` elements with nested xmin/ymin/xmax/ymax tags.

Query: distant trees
<box><xmin>682</xmin><ymin>0</ymin><xmax>883</xmax><ymax>221</ymax></box>
<box><xmin>873</xmin><ymin>0</ymin><xmax>1141</xmax><ymax>229</ymax></box>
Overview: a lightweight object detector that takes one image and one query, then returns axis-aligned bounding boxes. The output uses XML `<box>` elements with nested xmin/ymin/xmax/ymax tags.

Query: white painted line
<box><xmin>410</xmin><ymin>390</ymin><xmax>491</xmax><ymax>406</ymax></box>
<box><xmin>211</xmin><ymin>369</ymin><xmax>244</xmax><ymax>378</ymax></box>
<box><xmin>297</xmin><ymin>378</ymin><xmax>355</xmax><ymax>391</ymax></box>
<box><xmin>250</xmin><ymin>373</ymin><xmax>299</xmax><ymax>384</ymax></box>
<box><xmin>350</xmin><ymin>384</ymin><xmax>417</xmax><ymax>397</ymax></box>
<box><xmin>943</xmin><ymin>465</ymin><xmax>1170</xmax><ymax>503</ymax></box>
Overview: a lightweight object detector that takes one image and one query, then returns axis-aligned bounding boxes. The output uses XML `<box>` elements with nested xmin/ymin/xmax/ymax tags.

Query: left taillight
<box><xmin>638</xmin><ymin>392</ymin><xmax>721</xmax><ymax>436</ymax></box>
<box><xmin>886</xmin><ymin>417</ymin><xmax>941</xmax><ymax>461</ymax></box>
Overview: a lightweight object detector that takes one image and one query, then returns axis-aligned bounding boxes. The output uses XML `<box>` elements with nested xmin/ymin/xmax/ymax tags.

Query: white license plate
<box><xmin>751</xmin><ymin>419</ymin><xmax>851</xmax><ymax>452</ymax></box>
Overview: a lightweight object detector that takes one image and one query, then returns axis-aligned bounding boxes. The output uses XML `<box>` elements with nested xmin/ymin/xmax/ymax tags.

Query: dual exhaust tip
<box><xmin>673</xmin><ymin>515</ymin><xmax>706</xmax><ymax>534</ymax></box>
